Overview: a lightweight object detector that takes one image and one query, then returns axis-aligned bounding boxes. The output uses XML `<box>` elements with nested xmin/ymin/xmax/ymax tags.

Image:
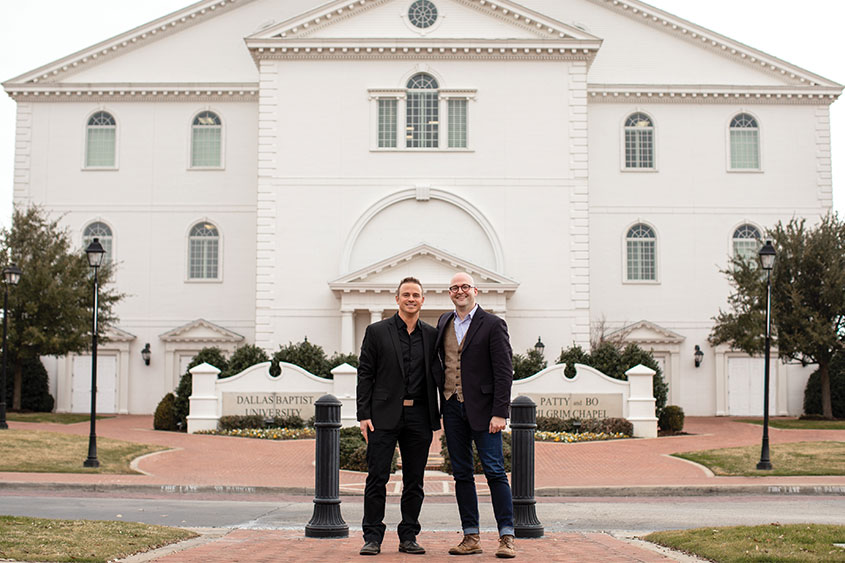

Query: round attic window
<box><xmin>408</xmin><ymin>0</ymin><xmax>438</xmax><ymax>29</ymax></box>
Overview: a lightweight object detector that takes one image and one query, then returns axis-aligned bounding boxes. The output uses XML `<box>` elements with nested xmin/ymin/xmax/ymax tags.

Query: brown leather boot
<box><xmin>495</xmin><ymin>534</ymin><xmax>516</xmax><ymax>558</ymax></box>
<box><xmin>449</xmin><ymin>533</ymin><xmax>483</xmax><ymax>555</ymax></box>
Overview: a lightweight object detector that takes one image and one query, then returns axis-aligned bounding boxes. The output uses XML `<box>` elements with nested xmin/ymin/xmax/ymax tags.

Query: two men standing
<box><xmin>356</xmin><ymin>272</ymin><xmax>516</xmax><ymax>558</ymax></box>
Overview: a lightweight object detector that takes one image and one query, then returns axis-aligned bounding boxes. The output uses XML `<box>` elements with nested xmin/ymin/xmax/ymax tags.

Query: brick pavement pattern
<box><xmin>151</xmin><ymin>529</ymin><xmax>676</xmax><ymax>562</ymax></box>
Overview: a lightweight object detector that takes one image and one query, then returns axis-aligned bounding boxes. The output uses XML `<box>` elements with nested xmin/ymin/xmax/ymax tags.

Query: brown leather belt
<box><xmin>403</xmin><ymin>399</ymin><xmax>414</xmax><ymax>406</ymax></box>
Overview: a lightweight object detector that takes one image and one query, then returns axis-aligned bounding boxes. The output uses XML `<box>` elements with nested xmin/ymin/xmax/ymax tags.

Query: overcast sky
<box><xmin>1</xmin><ymin>0</ymin><xmax>842</xmax><ymax>230</ymax></box>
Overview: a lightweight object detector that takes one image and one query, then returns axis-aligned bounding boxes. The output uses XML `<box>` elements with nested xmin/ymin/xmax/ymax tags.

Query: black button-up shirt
<box><xmin>393</xmin><ymin>313</ymin><xmax>425</xmax><ymax>401</ymax></box>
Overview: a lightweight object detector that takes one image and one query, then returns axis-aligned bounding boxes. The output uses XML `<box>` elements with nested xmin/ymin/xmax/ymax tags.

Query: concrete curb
<box><xmin>2</xmin><ymin>481</ymin><xmax>844</xmax><ymax>497</ymax></box>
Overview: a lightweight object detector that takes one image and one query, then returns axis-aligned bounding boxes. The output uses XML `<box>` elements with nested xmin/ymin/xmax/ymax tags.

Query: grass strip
<box><xmin>673</xmin><ymin>441</ymin><xmax>845</xmax><ymax>476</ymax></box>
<box><xmin>0</xmin><ymin>516</ymin><xmax>197</xmax><ymax>563</ymax></box>
<box><xmin>0</xmin><ymin>429</ymin><xmax>166</xmax><ymax>473</ymax></box>
<box><xmin>644</xmin><ymin>523</ymin><xmax>845</xmax><ymax>562</ymax></box>
<box><xmin>736</xmin><ymin>418</ymin><xmax>845</xmax><ymax>430</ymax></box>
<box><xmin>6</xmin><ymin>412</ymin><xmax>111</xmax><ymax>424</ymax></box>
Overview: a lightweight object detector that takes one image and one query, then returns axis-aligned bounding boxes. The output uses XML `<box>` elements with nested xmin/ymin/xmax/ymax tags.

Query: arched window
<box><xmin>624</xmin><ymin>113</ymin><xmax>654</xmax><ymax>169</ymax></box>
<box><xmin>191</xmin><ymin>111</ymin><xmax>222</xmax><ymax>167</ymax></box>
<box><xmin>85</xmin><ymin>111</ymin><xmax>116</xmax><ymax>167</ymax></box>
<box><xmin>732</xmin><ymin>224</ymin><xmax>761</xmax><ymax>262</ymax></box>
<box><xmin>83</xmin><ymin>222</ymin><xmax>113</xmax><ymax>264</ymax></box>
<box><xmin>188</xmin><ymin>222</ymin><xmax>220</xmax><ymax>279</ymax></box>
<box><xmin>406</xmin><ymin>73</ymin><xmax>439</xmax><ymax>148</ymax></box>
<box><xmin>626</xmin><ymin>223</ymin><xmax>656</xmax><ymax>281</ymax></box>
<box><xmin>729</xmin><ymin>113</ymin><xmax>760</xmax><ymax>169</ymax></box>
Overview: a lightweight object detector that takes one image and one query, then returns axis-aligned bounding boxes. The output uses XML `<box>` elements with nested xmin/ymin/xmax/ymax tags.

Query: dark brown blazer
<box><xmin>436</xmin><ymin>306</ymin><xmax>513</xmax><ymax>431</ymax></box>
<box><xmin>356</xmin><ymin>315</ymin><xmax>441</xmax><ymax>431</ymax></box>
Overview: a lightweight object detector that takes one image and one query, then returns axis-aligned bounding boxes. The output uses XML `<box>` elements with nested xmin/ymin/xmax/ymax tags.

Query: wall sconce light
<box><xmin>141</xmin><ymin>343</ymin><xmax>151</xmax><ymax>366</ymax></box>
<box><xmin>534</xmin><ymin>336</ymin><xmax>545</xmax><ymax>357</ymax></box>
<box><xmin>694</xmin><ymin>345</ymin><xmax>704</xmax><ymax>368</ymax></box>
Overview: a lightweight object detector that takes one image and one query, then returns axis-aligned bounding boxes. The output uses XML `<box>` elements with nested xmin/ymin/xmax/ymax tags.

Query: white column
<box><xmin>625</xmin><ymin>363</ymin><xmax>658</xmax><ymax>438</ymax></box>
<box><xmin>369</xmin><ymin>309</ymin><xmax>383</xmax><ymax>325</ymax></box>
<box><xmin>340</xmin><ymin>309</ymin><xmax>355</xmax><ymax>354</ymax></box>
<box><xmin>331</xmin><ymin>362</ymin><xmax>359</xmax><ymax>427</ymax></box>
<box><xmin>186</xmin><ymin>362</ymin><xmax>221</xmax><ymax>433</ymax></box>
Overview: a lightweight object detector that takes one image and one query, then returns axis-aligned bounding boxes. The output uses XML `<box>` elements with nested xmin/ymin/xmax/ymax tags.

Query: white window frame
<box><xmin>186</xmin><ymin>219</ymin><xmax>223</xmax><ymax>282</ymax></box>
<box><xmin>83</xmin><ymin>109</ymin><xmax>118</xmax><ymax>170</ymax></box>
<box><xmin>621</xmin><ymin>111</ymin><xmax>657</xmax><ymax>172</ymax></box>
<box><xmin>730</xmin><ymin>222</ymin><xmax>762</xmax><ymax>263</ymax></box>
<box><xmin>188</xmin><ymin>109</ymin><xmax>225</xmax><ymax>170</ymax></box>
<box><xmin>369</xmin><ymin>87</ymin><xmax>475</xmax><ymax>151</ymax></box>
<box><xmin>82</xmin><ymin>220</ymin><xmax>116</xmax><ymax>265</ymax></box>
<box><xmin>401</xmin><ymin>0</ymin><xmax>446</xmax><ymax>35</ymax></box>
<box><xmin>622</xmin><ymin>221</ymin><xmax>659</xmax><ymax>284</ymax></box>
<box><xmin>727</xmin><ymin>111</ymin><xmax>762</xmax><ymax>172</ymax></box>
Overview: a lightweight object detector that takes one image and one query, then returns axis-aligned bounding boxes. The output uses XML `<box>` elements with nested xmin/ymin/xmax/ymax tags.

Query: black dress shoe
<box><xmin>360</xmin><ymin>541</ymin><xmax>381</xmax><ymax>555</ymax></box>
<box><xmin>398</xmin><ymin>539</ymin><xmax>426</xmax><ymax>554</ymax></box>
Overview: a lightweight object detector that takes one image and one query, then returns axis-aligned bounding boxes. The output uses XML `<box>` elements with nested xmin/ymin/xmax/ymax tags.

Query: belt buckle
<box><xmin>403</xmin><ymin>399</ymin><xmax>414</xmax><ymax>406</ymax></box>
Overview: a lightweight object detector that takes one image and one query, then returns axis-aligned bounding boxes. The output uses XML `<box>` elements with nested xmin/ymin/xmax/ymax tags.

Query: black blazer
<box><xmin>356</xmin><ymin>315</ymin><xmax>441</xmax><ymax>431</ymax></box>
<box><xmin>436</xmin><ymin>306</ymin><xmax>513</xmax><ymax>431</ymax></box>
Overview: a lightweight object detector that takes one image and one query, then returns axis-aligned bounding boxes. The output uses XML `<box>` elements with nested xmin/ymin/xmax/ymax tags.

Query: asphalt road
<box><xmin>1</xmin><ymin>494</ymin><xmax>843</xmax><ymax>534</ymax></box>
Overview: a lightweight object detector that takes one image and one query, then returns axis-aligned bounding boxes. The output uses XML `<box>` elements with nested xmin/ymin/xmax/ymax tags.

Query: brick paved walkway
<box><xmin>146</xmin><ymin>529</ymin><xmax>678</xmax><ymax>562</ymax></box>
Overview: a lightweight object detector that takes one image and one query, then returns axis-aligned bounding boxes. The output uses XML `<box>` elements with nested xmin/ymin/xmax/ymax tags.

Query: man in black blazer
<box><xmin>356</xmin><ymin>276</ymin><xmax>441</xmax><ymax>556</ymax></box>
<box><xmin>436</xmin><ymin>272</ymin><xmax>516</xmax><ymax>558</ymax></box>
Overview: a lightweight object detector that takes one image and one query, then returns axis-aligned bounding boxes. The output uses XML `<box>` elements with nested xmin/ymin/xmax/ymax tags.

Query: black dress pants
<box><xmin>362</xmin><ymin>404</ymin><xmax>432</xmax><ymax>544</ymax></box>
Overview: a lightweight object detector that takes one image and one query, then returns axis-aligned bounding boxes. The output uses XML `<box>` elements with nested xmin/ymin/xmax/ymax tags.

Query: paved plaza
<box><xmin>2</xmin><ymin>416</ymin><xmax>843</xmax><ymax>561</ymax></box>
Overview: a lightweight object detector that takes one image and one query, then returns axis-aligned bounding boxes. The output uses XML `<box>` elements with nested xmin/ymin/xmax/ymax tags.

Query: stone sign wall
<box><xmin>221</xmin><ymin>392</ymin><xmax>322</xmax><ymax>419</ymax></box>
<box><xmin>521</xmin><ymin>393</ymin><xmax>623</xmax><ymax>419</ymax></box>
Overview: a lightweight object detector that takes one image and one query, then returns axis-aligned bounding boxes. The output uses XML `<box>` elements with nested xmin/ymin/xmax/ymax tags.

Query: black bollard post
<box><xmin>510</xmin><ymin>395</ymin><xmax>544</xmax><ymax>538</ymax></box>
<box><xmin>305</xmin><ymin>394</ymin><xmax>349</xmax><ymax>538</ymax></box>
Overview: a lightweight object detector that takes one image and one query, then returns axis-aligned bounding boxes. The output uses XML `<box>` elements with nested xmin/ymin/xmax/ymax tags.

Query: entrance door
<box><xmin>71</xmin><ymin>355</ymin><xmax>117</xmax><ymax>414</ymax></box>
<box><xmin>727</xmin><ymin>357</ymin><xmax>775</xmax><ymax>416</ymax></box>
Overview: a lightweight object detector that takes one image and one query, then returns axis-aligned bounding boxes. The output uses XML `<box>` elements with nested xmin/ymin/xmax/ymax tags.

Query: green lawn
<box><xmin>737</xmin><ymin>418</ymin><xmax>845</xmax><ymax>430</ymax></box>
<box><xmin>0</xmin><ymin>516</ymin><xmax>196</xmax><ymax>563</ymax></box>
<box><xmin>645</xmin><ymin>523</ymin><xmax>845</xmax><ymax>562</ymax></box>
<box><xmin>673</xmin><ymin>441</ymin><xmax>845</xmax><ymax>476</ymax></box>
<box><xmin>0</xmin><ymin>429</ymin><xmax>166</xmax><ymax>473</ymax></box>
<box><xmin>6</xmin><ymin>412</ymin><xmax>112</xmax><ymax>424</ymax></box>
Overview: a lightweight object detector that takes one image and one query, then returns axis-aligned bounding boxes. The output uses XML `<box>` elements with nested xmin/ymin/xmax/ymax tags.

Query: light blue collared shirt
<box><xmin>453</xmin><ymin>304</ymin><xmax>478</xmax><ymax>346</ymax></box>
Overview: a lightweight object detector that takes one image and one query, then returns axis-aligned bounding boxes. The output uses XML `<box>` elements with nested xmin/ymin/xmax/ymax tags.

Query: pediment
<box><xmin>250</xmin><ymin>0</ymin><xmax>601</xmax><ymax>42</ymax></box>
<box><xmin>159</xmin><ymin>318</ymin><xmax>244</xmax><ymax>343</ymax></box>
<box><xmin>329</xmin><ymin>243</ymin><xmax>518</xmax><ymax>293</ymax></box>
<box><xmin>104</xmin><ymin>326</ymin><xmax>137</xmax><ymax>343</ymax></box>
<box><xmin>607</xmin><ymin>320</ymin><xmax>685</xmax><ymax>345</ymax></box>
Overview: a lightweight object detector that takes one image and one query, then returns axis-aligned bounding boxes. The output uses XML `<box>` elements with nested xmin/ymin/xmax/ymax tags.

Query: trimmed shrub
<box><xmin>557</xmin><ymin>342</ymin><xmax>668</xmax><ymax>418</ymax></box>
<box><xmin>658</xmin><ymin>405</ymin><xmax>685</xmax><ymax>433</ymax></box>
<box><xmin>4</xmin><ymin>357</ymin><xmax>55</xmax><ymax>412</ymax></box>
<box><xmin>271</xmin><ymin>414</ymin><xmax>305</xmax><ymax>429</ymax></box>
<box><xmin>536</xmin><ymin>416</ymin><xmax>576</xmax><ymax>433</ymax></box>
<box><xmin>225</xmin><ymin>344</ymin><xmax>270</xmax><ymax>377</ymax></box>
<box><xmin>270</xmin><ymin>340</ymin><xmax>330</xmax><ymax>378</ymax></box>
<box><xmin>439</xmin><ymin>432</ymin><xmax>512</xmax><ymax>475</ymax></box>
<box><xmin>328</xmin><ymin>352</ymin><xmax>359</xmax><ymax>370</ymax></box>
<box><xmin>803</xmin><ymin>358</ymin><xmax>845</xmax><ymax>419</ymax></box>
<box><xmin>513</xmin><ymin>349</ymin><xmax>547</xmax><ymax>380</ymax></box>
<box><xmin>585</xmin><ymin>417</ymin><xmax>633</xmax><ymax>435</ymax></box>
<box><xmin>153</xmin><ymin>393</ymin><xmax>179</xmax><ymax>431</ymax></box>
<box><xmin>218</xmin><ymin>414</ymin><xmax>265</xmax><ymax>431</ymax></box>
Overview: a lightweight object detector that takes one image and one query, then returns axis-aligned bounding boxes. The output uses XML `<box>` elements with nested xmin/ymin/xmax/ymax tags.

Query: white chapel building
<box><xmin>4</xmin><ymin>0</ymin><xmax>841</xmax><ymax>417</ymax></box>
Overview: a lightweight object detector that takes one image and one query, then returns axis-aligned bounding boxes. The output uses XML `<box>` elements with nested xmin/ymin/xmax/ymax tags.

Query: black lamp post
<box><xmin>0</xmin><ymin>263</ymin><xmax>22</xmax><ymax>430</ymax></box>
<box><xmin>757</xmin><ymin>240</ymin><xmax>776</xmax><ymax>471</ymax></box>
<box><xmin>83</xmin><ymin>238</ymin><xmax>105</xmax><ymax>468</ymax></box>
<box><xmin>534</xmin><ymin>337</ymin><xmax>545</xmax><ymax>357</ymax></box>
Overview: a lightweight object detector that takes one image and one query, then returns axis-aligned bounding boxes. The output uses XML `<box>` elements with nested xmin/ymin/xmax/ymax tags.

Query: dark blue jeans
<box><xmin>442</xmin><ymin>396</ymin><xmax>514</xmax><ymax>536</ymax></box>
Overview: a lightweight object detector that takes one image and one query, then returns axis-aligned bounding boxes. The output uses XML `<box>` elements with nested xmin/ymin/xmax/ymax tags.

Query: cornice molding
<box><xmin>5</xmin><ymin>83</ymin><xmax>259</xmax><ymax>102</ymax></box>
<box><xmin>4</xmin><ymin>0</ymin><xmax>249</xmax><ymax>86</ymax></box>
<box><xmin>246</xmin><ymin>38</ymin><xmax>600</xmax><ymax>63</ymax></box>
<box><xmin>587</xmin><ymin>0</ymin><xmax>841</xmax><ymax>89</ymax></box>
<box><xmin>588</xmin><ymin>84</ymin><xmax>841</xmax><ymax>105</ymax></box>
